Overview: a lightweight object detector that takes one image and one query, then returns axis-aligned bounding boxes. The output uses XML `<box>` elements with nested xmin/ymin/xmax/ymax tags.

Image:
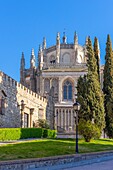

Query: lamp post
<box><xmin>73</xmin><ymin>101</ymin><xmax>81</xmax><ymax>153</ymax></box>
<box><xmin>21</xmin><ymin>100</ymin><xmax>25</xmax><ymax>128</ymax></box>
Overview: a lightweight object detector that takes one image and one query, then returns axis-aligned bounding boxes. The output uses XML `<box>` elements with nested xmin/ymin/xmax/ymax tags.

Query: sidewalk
<box><xmin>0</xmin><ymin>138</ymin><xmax>42</xmax><ymax>146</ymax></box>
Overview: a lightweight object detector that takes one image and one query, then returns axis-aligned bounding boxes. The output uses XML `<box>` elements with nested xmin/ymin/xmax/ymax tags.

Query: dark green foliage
<box><xmin>42</xmin><ymin>129</ymin><xmax>57</xmax><ymax>138</ymax></box>
<box><xmin>0</xmin><ymin>128</ymin><xmax>56</xmax><ymax>141</ymax></box>
<box><xmin>77</xmin><ymin>37</ymin><xmax>105</xmax><ymax>131</ymax></box>
<box><xmin>103</xmin><ymin>34</ymin><xmax>113</xmax><ymax>138</ymax></box>
<box><xmin>20</xmin><ymin>128</ymin><xmax>43</xmax><ymax>139</ymax></box>
<box><xmin>94</xmin><ymin>37</ymin><xmax>100</xmax><ymax>80</ymax></box>
<box><xmin>79</xmin><ymin>119</ymin><xmax>101</xmax><ymax>142</ymax></box>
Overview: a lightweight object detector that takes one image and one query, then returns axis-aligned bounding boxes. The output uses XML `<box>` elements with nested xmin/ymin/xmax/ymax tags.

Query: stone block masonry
<box><xmin>0</xmin><ymin>71</ymin><xmax>47</xmax><ymax>128</ymax></box>
<box><xmin>0</xmin><ymin>151</ymin><xmax>113</xmax><ymax>170</ymax></box>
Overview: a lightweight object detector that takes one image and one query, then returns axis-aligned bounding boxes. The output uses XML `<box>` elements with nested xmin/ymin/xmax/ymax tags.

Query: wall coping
<box><xmin>0</xmin><ymin>150</ymin><xmax>113</xmax><ymax>169</ymax></box>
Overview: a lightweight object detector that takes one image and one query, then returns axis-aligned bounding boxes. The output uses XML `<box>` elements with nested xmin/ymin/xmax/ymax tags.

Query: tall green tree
<box><xmin>77</xmin><ymin>37</ymin><xmax>105</xmax><ymax>131</ymax></box>
<box><xmin>103</xmin><ymin>34</ymin><xmax>113</xmax><ymax>138</ymax></box>
<box><xmin>94</xmin><ymin>37</ymin><xmax>100</xmax><ymax>80</ymax></box>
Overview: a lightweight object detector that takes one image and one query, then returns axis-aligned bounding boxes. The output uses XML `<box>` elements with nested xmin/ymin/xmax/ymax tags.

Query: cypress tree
<box><xmin>103</xmin><ymin>34</ymin><xmax>113</xmax><ymax>138</ymax></box>
<box><xmin>94</xmin><ymin>37</ymin><xmax>100</xmax><ymax>80</ymax></box>
<box><xmin>77</xmin><ymin>37</ymin><xmax>105</xmax><ymax>130</ymax></box>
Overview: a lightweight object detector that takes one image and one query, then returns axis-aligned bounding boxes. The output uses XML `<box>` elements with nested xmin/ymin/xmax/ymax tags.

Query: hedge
<box><xmin>0</xmin><ymin>128</ymin><xmax>57</xmax><ymax>141</ymax></box>
<box><xmin>43</xmin><ymin>129</ymin><xmax>57</xmax><ymax>138</ymax></box>
<box><xmin>20</xmin><ymin>128</ymin><xmax>43</xmax><ymax>139</ymax></box>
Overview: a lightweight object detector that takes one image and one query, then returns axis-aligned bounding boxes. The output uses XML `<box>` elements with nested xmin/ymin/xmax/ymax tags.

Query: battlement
<box><xmin>0</xmin><ymin>71</ymin><xmax>47</xmax><ymax>103</ymax></box>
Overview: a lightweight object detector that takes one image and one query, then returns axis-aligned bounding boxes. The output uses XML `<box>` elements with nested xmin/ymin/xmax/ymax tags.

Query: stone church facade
<box><xmin>20</xmin><ymin>32</ymin><xmax>94</xmax><ymax>133</ymax></box>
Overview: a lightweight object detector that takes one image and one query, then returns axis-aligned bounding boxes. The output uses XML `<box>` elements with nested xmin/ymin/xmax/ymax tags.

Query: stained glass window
<box><xmin>63</xmin><ymin>81</ymin><xmax>72</xmax><ymax>100</ymax></box>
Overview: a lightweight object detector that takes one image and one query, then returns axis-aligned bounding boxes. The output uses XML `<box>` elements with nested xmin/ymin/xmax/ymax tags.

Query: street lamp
<box><xmin>21</xmin><ymin>100</ymin><xmax>26</xmax><ymax>128</ymax></box>
<box><xmin>73</xmin><ymin>101</ymin><xmax>81</xmax><ymax>153</ymax></box>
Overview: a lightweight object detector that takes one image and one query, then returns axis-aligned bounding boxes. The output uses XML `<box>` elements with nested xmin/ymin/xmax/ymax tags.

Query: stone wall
<box><xmin>0</xmin><ymin>151</ymin><xmax>113</xmax><ymax>170</ymax></box>
<box><xmin>0</xmin><ymin>71</ymin><xmax>47</xmax><ymax>128</ymax></box>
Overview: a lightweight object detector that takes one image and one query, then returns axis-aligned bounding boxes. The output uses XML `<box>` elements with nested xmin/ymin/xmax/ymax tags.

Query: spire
<box><xmin>38</xmin><ymin>44</ymin><xmax>43</xmax><ymax>70</ymax></box>
<box><xmin>31</xmin><ymin>48</ymin><xmax>34</xmax><ymax>55</ymax></box>
<box><xmin>56</xmin><ymin>32</ymin><xmax>60</xmax><ymax>46</ymax></box>
<box><xmin>20</xmin><ymin>52</ymin><xmax>25</xmax><ymax>69</ymax></box>
<box><xmin>85</xmin><ymin>36</ymin><xmax>88</xmax><ymax>46</ymax></box>
<box><xmin>63</xmin><ymin>31</ymin><xmax>67</xmax><ymax>44</ymax></box>
<box><xmin>20</xmin><ymin>52</ymin><xmax>25</xmax><ymax>85</ymax></box>
<box><xmin>43</xmin><ymin>37</ymin><xmax>46</xmax><ymax>49</ymax></box>
<box><xmin>30</xmin><ymin>48</ymin><xmax>36</xmax><ymax>68</ymax></box>
<box><xmin>39</xmin><ymin>45</ymin><xmax>42</xmax><ymax>52</ymax></box>
<box><xmin>74</xmin><ymin>31</ymin><xmax>78</xmax><ymax>45</ymax></box>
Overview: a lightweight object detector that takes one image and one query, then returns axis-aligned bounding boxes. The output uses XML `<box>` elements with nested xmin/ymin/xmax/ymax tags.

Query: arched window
<box><xmin>63</xmin><ymin>81</ymin><xmax>72</xmax><ymax>100</ymax></box>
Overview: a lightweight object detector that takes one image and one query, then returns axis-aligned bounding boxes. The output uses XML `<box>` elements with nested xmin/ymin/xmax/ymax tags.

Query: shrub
<box><xmin>33</xmin><ymin>119</ymin><xmax>50</xmax><ymax>129</ymax></box>
<box><xmin>0</xmin><ymin>128</ymin><xmax>57</xmax><ymax>141</ymax></box>
<box><xmin>43</xmin><ymin>129</ymin><xmax>57</xmax><ymax>138</ymax></box>
<box><xmin>78</xmin><ymin>119</ymin><xmax>101</xmax><ymax>142</ymax></box>
<box><xmin>20</xmin><ymin>128</ymin><xmax>43</xmax><ymax>139</ymax></box>
<box><xmin>0</xmin><ymin>128</ymin><xmax>21</xmax><ymax>141</ymax></box>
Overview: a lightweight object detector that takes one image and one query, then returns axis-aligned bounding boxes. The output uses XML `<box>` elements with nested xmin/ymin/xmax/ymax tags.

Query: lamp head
<box><xmin>73</xmin><ymin>101</ymin><xmax>81</xmax><ymax>111</ymax></box>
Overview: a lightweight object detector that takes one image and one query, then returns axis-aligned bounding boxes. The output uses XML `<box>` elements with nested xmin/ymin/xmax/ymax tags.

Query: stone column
<box><xmin>65</xmin><ymin>109</ymin><xmax>67</xmax><ymax>131</ymax></box>
<box><xmin>20</xmin><ymin>100</ymin><xmax>26</xmax><ymax>128</ymax></box>
<box><xmin>30</xmin><ymin>108</ymin><xmax>34</xmax><ymax>127</ymax></box>
<box><xmin>71</xmin><ymin>109</ymin><xmax>74</xmax><ymax>131</ymax></box>
<box><xmin>68</xmin><ymin>109</ymin><xmax>70</xmax><ymax>131</ymax></box>
<box><xmin>21</xmin><ymin>110</ymin><xmax>24</xmax><ymax>128</ymax></box>
<box><xmin>42</xmin><ymin>78</ymin><xmax>44</xmax><ymax>95</ymax></box>
<box><xmin>61</xmin><ymin>109</ymin><xmax>63</xmax><ymax>128</ymax></box>
<box><xmin>74</xmin><ymin>79</ymin><xmax>77</xmax><ymax>99</ymax></box>
<box><xmin>58</xmin><ymin>78</ymin><xmax>62</xmax><ymax>102</ymax></box>
<box><xmin>54</xmin><ymin>109</ymin><xmax>58</xmax><ymax>130</ymax></box>
<box><xmin>50</xmin><ymin>78</ymin><xmax>52</xmax><ymax>89</ymax></box>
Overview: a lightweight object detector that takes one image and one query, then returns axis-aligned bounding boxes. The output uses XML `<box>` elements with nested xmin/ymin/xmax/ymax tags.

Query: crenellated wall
<box><xmin>0</xmin><ymin>71</ymin><xmax>47</xmax><ymax>128</ymax></box>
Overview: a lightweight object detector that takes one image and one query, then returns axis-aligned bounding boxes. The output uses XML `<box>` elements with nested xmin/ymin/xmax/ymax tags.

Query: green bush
<box><xmin>0</xmin><ymin>128</ymin><xmax>57</xmax><ymax>141</ymax></box>
<box><xmin>43</xmin><ymin>129</ymin><xmax>57</xmax><ymax>138</ymax></box>
<box><xmin>0</xmin><ymin>128</ymin><xmax>21</xmax><ymax>141</ymax></box>
<box><xmin>20</xmin><ymin>128</ymin><xmax>43</xmax><ymax>139</ymax></box>
<box><xmin>79</xmin><ymin>119</ymin><xmax>101</xmax><ymax>142</ymax></box>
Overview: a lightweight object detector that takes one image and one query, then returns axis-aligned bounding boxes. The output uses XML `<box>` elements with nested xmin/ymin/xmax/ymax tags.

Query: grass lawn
<box><xmin>0</xmin><ymin>138</ymin><xmax>113</xmax><ymax>161</ymax></box>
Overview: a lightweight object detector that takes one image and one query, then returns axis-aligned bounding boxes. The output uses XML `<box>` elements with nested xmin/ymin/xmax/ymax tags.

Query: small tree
<box><xmin>93</xmin><ymin>37</ymin><xmax>100</xmax><ymax>81</ymax></box>
<box><xmin>77</xmin><ymin>37</ymin><xmax>105</xmax><ymax>131</ymax></box>
<box><xmin>103</xmin><ymin>34</ymin><xmax>113</xmax><ymax>138</ymax></box>
<box><xmin>33</xmin><ymin>119</ymin><xmax>50</xmax><ymax>129</ymax></box>
<box><xmin>79</xmin><ymin>119</ymin><xmax>101</xmax><ymax>142</ymax></box>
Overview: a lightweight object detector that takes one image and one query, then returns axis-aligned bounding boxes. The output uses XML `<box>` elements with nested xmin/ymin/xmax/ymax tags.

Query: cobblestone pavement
<box><xmin>29</xmin><ymin>155</ymin><xmax>113</xmax><ymax>170</ymax></box>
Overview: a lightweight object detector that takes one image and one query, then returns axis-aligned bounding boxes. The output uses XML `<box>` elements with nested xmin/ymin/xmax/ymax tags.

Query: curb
<box><xmin>0</xmin><ymin>150</ymin><xmax>113</xmax><ymax>170</ymax></box>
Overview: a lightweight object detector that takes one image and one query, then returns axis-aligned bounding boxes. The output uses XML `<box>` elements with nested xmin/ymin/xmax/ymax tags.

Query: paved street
<box><xmin>29</xmin><ymin>155</ymin><xmax>113</xmax><ymax>170</ymax></box>
<box><xmin>63</xmin><ymin>159</ymin><xmax>113</xmax><ymax>170</ymax></box>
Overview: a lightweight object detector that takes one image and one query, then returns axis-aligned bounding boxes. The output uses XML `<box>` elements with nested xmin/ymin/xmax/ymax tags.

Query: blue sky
<box><xmin>0</xmin><ymin>0</ymin><xmax>113</xmax><ymax>81</ymax></box>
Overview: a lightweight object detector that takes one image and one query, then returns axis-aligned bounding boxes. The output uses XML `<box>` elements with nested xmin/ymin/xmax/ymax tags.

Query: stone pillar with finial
<box><xmin>30</xmin><ymin>48</ymin><xmax>36</xmax><ymax>68</ymax></box>
<box><xmin>20</xmin><ymin>52</ymin><xmax>25</xmax><ymax>85</ymax></box>
<box><xmin>56</xmin><ymin>32</ymin><xmax>60</xmax><ymax>63</ymax></box>
<box><xmin>43</xmin><ymin>37</ymin><xmax>46</xmax><ymax>50</ymax></box>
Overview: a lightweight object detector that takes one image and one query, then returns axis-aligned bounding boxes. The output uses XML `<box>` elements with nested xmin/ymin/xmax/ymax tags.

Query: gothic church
<box><xmin>20</xmin><ymin>32</ymin><xmax>95</xmax><ymax>134</ymax></box>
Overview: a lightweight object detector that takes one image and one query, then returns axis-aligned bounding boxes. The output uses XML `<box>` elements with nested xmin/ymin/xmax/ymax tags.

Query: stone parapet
<box><xmin>0</xmin><ymin>71</ymin><xmax>47</xmax><ymax>128</ymax></box>
<box><xmin>0</xmin><ymin>71</ymin><xmax>47</xmax><ymax>103</ymax></box>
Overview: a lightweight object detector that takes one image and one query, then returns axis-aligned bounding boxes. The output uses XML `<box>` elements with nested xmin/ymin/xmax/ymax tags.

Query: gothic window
<box><xmin>63</xmin><ymin>80</ymin><xmax>72</xmax><ymax>100</ymax></box>
<box><xmin>49</xmin><ymin>55</ymin><xmax>56</xmax><ymax>64</ymax></box>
